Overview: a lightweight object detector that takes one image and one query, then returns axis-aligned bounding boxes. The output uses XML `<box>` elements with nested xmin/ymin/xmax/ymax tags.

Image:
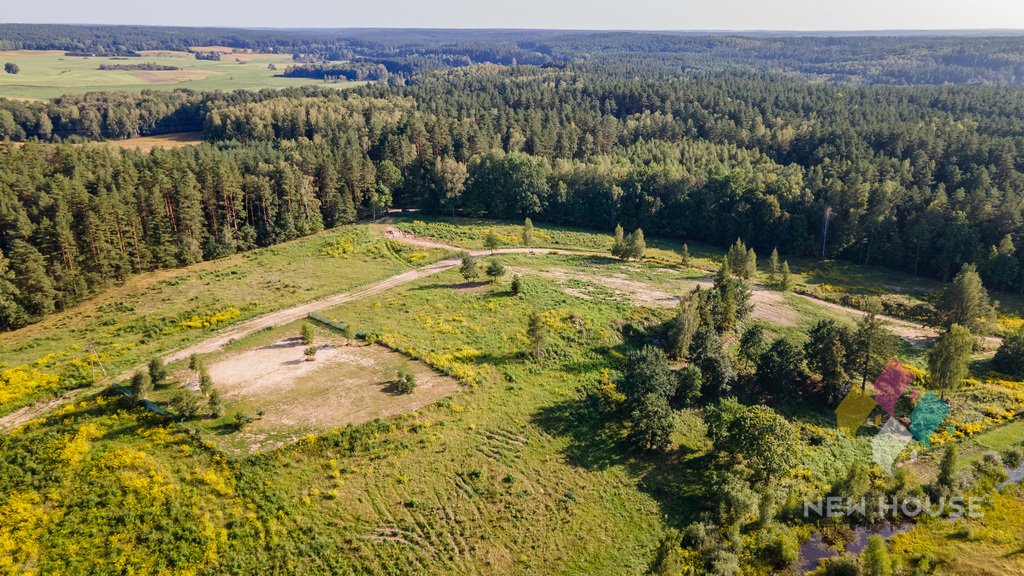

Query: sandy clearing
<box><xmin>205</xmin><ymin>336</ymin><xmax>460</xmax><ymax>442</ymax></box>
<box><xmin>511</xmin><ymin>266</ymin><xmax>801</xmax><ymax>326</ymax></box>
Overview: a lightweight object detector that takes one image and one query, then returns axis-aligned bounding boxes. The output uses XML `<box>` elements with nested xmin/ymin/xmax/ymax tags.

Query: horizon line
<box><xmin>3</xmin><ymin>22</ymin><xmax>1024</xmax><ymax>35</ymax></box>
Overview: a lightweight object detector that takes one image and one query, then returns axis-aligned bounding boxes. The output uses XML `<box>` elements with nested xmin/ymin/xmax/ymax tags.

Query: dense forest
<box><xmin>3</xmin><ymin>29</ymin><xmax>1024</xmax><ymax>330</ymax></box>
<box><xmin>3</xmin><ymin>25</ymin><xmax>1024</xmax><ymax>84</ymax></box>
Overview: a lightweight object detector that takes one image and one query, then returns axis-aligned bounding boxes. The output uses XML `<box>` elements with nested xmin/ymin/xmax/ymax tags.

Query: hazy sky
<box><xmin>6</xmin><ymin>0</ymin><xmax>1024</xmax><ymax>31</ymax></box>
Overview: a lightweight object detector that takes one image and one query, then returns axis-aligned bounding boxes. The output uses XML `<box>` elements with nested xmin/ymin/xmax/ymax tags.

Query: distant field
<box><xmin>0</xmin><ymin>50</ymin><xmax>357</xmax><ymax>99</ymax></box>
<box><xmin>86</xmin><ymin>131</ymin><xmax>205</xmax><ymax>151</ymax></box>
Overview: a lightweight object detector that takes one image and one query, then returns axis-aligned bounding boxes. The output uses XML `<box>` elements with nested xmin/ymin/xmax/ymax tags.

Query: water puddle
<box><xmin>799</xmin><ymin>462</ymin><xmax>1024</xmax><ymax>573</ymax></box>
<box><xmin>798</xmin><ymin>522</ymin><xmax>911</xmax><ymax>573</ymax></box>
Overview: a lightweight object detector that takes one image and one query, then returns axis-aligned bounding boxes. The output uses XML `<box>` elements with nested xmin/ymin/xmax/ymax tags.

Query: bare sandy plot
<box><xmin>512</xmin><ymin>266</ymin><xmax>801</xmax><ymax>326</ymax></box>
<box><xmin>204</xmin><ymin>336</ymin><xmax>462</xmax><ymax>434</ymax></box>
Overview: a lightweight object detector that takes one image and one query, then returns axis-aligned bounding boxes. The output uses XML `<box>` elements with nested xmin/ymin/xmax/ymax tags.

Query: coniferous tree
<box><xmin>804</xmin><ymin>320</ymin><xmax>851</xmax><ymax>405</ymax></box>
<box><xmin>0</xmin><ymin>251</ymin><xmax>27</xmax><ymax>330</ymax></box>
<box><xmin>767</xmin><ymin>248</ymin><xmax>780</xmax><ymax>288</ymax></box>
<box><xmin>850</xmin><ymin>314</ymin><xmax>898</xmax><ymax>391</ymax></box>
<box><xmin>8</xmin><ymin>240</ymin><xmax>57</xmax><ymax>321</ymax></box>
<box><xmin>485</xmin><ymin>259</ymin><xmax>506</xmax><ymax>283</ymax></box>
<box><xmin>779</xmin><ymin>261</ymin><xmax>794</xmax><ymax>292</ymax></box>
<box><xmin>459</xmin><ymin>253</ymin><xmax>479</xmax><ymax>281</ymax></box>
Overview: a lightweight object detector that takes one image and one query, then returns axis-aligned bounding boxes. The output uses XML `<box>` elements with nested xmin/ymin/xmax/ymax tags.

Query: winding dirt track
<box><xmin>0</xmin><ymin>226</ymin><xmax>981</xmax><ymax>432</ymax></box>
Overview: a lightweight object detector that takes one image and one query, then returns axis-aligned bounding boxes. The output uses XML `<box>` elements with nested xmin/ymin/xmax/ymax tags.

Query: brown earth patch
<box><xmin>200</xmin><ymin>336</ymin><xmax>461</xmax><ymax>449</ymax></box>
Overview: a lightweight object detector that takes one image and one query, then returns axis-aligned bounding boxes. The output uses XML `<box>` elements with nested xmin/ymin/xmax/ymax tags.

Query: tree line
<box><xmin>5</xmin><ymin>65</ymin><xmax>1024</xmax><ymax>329</ymax></box>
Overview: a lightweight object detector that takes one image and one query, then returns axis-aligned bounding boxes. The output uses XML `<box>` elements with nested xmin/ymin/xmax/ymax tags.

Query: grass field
<box><xmin>0</xmin><ymin>50</ymin><xmax>357</xmax><ymax>100</ymax></box>
<box><xmin>0</xmin><ymin>225</ymin><xmax>448</xmax><ymax>416</ymax></box>
<box><xmin>2</xmin><ymin>218</ymin><xmax>1023</xmax><ymax>575</ymax></box>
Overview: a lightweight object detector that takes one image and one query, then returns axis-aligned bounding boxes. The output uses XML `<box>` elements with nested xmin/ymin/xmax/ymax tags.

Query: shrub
<box><xmin>130</xmin><ymin>370</ymin><xmax>152</xmax><ymax>400</ymax></box>
<box><xmin>148</xmin><ymin>357</ymin><xmax>167</xmax><ymax>387</ymax></box>
<box><xmin>992</xmin><ymin>328</ymin><xmax>1024</xmax><ymax>377</ymax></box>
<box><xmin>760</xmin><ymin>524</ymin><xmax>799</xmax><ymax>569</ymax></box>
<box><xmin>863</xmin><ymin>535</ymin><xmax>892</xmax><ymax>576</ymax></box>
<box><xmin>822</xmin><ymin>554</ymin><xmax>862</xmax><ymax>576</ymax></box>
<box><xmin>173</xmin><ymin>391</ymin><xmax>202</xmax><ymax>420</ymax></box>
<box><xmin>208</xmin><ymin>388</ymin><xmax>224</xmax><ymax>417</ymax></box>
<box><xmin>1003</xmin><ymin>447</ymin><xmax>1023</xmax><ymax>468</ymax></box>
<box><xmin>396</xmin><ymin>369</ymin><xmax>416</xmax><ymax>394</ymax></box>
<box><xmin>304</xmin><ymin>346</ymin><xmax>318</xmax><ymax>361</ymax></box>
<box><xmin>301</xmin><ymin>323</ymin><xmax>315</xmax><ymax>345</ymax></box>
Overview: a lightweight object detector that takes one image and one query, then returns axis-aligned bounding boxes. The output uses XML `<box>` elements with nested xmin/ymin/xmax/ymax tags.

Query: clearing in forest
<box><xmin>195</xmin><ymin>332</ymin><xmax>461</xmax><ymax>452</ymax></box>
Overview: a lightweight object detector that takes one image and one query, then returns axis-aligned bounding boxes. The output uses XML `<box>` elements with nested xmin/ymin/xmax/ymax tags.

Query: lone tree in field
<box><xmin>485</xmin><ymin>259</ymin><xmax>506</xmax><ymax>283</ymax></box>
<box><xmin>459</xmin><ymin>253</ymin><xmax>479</xmax><ymax>281</ymax></box>
<box><xmin>3</xmin><ymin>63</ymin><xmax>18</xmax><ymax>75</ymax></box>
<box><xmin>938</xmin><ymin>263</ymin><xmax>994</xmax><ymax>333</ymax></box>
<box><xmin>527</xmin><ymin>310</ymin><xmax>547</xmax><ymax>359</ymax></box>
<box><xmin>928</xmin><ymin>324</ymin><xmax>973</xmax><ymax>399</ymax></box>
<box><xmin>510</xmin><ymin>274</ymin><xmax>523</xmax><ymax>296</ymax></box>
<box><xmin>300</xmin><ymin>323</ymin><xmax>314</xmax><ymax>345</ymax></box>
<box><xmin>130</xmin><ymin>370</ymin><xmax>152</xmax><ymax>401</ymax></box>
<box><xmin>680</xmin><ymin>243</ymin><xmax>690</xmax><ymax>267</ymax></box>
<box><xmin>522</xmin><ymin>217</ymin><xmax>534</xmax><ymax>247</ymax></box>
<box><xmin>148</xmin><ymin>357</ymin><xmax>167</xmax><ymax>388</ymax></box>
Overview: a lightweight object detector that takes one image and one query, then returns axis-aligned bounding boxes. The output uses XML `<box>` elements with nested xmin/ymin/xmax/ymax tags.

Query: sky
<box><xmin>5</xmin><ymin>0</ymin><xmax>1024</xmax><ymax>31</ymax></box>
